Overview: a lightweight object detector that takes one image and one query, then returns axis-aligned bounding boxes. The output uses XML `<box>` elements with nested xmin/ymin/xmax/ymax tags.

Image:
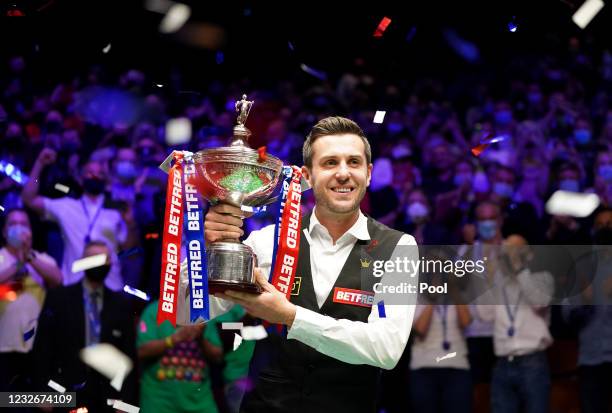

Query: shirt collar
<box><xmin>309</xmin><ymin>207</ymin><xmax>370</xmax><ymax>242</ymax></box>
<box><xmin>82</xmin><ymin>278</ymin><xmax>104</xmax><ymax>296</ymax></box>
<box><xmin>81</xmin><ymin>194</ymin><xmax>105</xmax><ymax>208</ymax></box>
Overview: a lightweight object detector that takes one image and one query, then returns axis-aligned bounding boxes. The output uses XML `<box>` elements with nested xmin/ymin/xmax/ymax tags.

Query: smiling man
<box><xmin>203</xmin><ymin>116</ymin><xmax>417</xmax><ymax>413</ymax></box>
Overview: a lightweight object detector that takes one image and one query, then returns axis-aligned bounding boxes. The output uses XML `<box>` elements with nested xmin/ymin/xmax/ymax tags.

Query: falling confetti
<box><xmin>257</xmin><ymin>146</ymin><xmax>267</xmax><ymax>163</ymax></box>
<box><xmin>123</xmin><ymin>285</ymin><xmax>150</xmax><ymax>301</ymax></box>
<box><xmin>159</xmin><ymin>3</ymin><xmax>191</xmax><ymax>33</ymax></box>
<box><xmin>0</xmin><ymin>205</ymin><xmax>4</xmax><ymax>212</ymax></box>
<box><xmin>113</xmin><ymin>400</ymin><xmax>140</xmax><ymax>413</ymax></box>
<box><xmin>54</xmin><ymin>183</ymin><xmax>70</xmax><ymax>194</ymax></box>
<box><xmin>300</xmin><ymin>63</ymin><xmax>327</xmax><ymax>81</ymax></box>
<box><xmin>165</xmin><ymin>117</ymin><xmax>192</xmax><ymax>145</ymax></box>
<box><xmin>572</xmin><ymin>0</ymin><xmax>604</xmax><ymax>29</ymax></box>
<box><xmin>222</xmin><ymin>322</ymin><xmax>244</xmax><ymax>330</ymax></box>
<box><xmin>545</xmin><ymin>190</ymin><xmax>600</xmax><ymax>218</ymax></box>
<box><xmin>436</xmin><ymin>352</ymin><xmax>457</xmax><ymax>363</ymax></box>
<box><xmin>470</xmin><ymin>135</ymin><xmax>507</xmax><ymax>157</ymax></box>
<box><xmin>48</xmin><ymin>379</ymin><xmax>66</xmax><ymax>393</ymax></box>
<box><xmin>23</xmin><ymin>327</ymin><xmax>35</xmax><ymax>342</ymax></box>
<box><xmin>80</xmin><ymin>343</ymin><xmax>133</xmax><ymax>392</ymax></box>
<box><xmin>155</xmin><ymin>83</ymin><xmax>164</xmax><ymax>88</ymax></box>
<box><xmin>377</xmin><ymin>301</ymin><xmax>386</xmax><ymax>318</ymax></box>
<box><xmin>233</xmin><ymin>333</ymin><xmax>243</xmax><ymax>351</ymax></box>
<box><xmin>240</xmin><ymin>325</ymin><xmax>268</xmax><ymax>341</ymax></box>
<box><xmin>373</xmin><ymin>17</ymin><xmax>392</xmax><ymax>37</ymax></box>
<box><xmin>69</xmin><ymin>408</ymin><xmax>88</xmax><ymax>413</ymax></box>
<box><xmin>373</xmin><ymin>111</ymin><xmax>386</xmax><ymax>124</ymax></box>
<box><xmin>102</xmin><ymin>43</ymin><xmax>111</xmax><ymax>54</ymax></box>
<box><xmin>71</xmin><ymin>254</ymin><xmax>107</xmax><ymax>273</ymax></box>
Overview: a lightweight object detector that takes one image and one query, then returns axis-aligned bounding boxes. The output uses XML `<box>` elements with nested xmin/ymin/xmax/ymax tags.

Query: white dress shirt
<box><xmin>476</xmin><ymin>268</ymin><xmax>554</xmax><ymax>357</ymax></box>
<box><xmin>206</xmin><ymin>208</ymin><xmax>417</xmax><ymax>370</ymax></box>
<box><xmin>44</xmin><ymin>195</ymin><xmax>127</xmax><ymax>291</ymax></box>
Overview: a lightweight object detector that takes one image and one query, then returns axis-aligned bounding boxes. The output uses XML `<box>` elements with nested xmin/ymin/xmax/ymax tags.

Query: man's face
<box><xmin>302</xmin><ymin>134</ymin><xmax>372</xmax><ymax>217</ymax></box>
<box><xmin>82</xmin><ymin>161</ymin><xmax>107</xmax><ymax>182</ymax></box>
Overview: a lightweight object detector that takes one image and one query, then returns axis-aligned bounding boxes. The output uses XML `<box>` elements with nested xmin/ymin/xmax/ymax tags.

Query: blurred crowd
<box><xmin>1</xmin><ymin>33</ymin><xmax>612</xmax><ymax>413</ymax></box>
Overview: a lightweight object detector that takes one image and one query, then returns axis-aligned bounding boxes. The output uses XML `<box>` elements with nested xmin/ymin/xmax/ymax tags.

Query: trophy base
<box><xmin>208</xmin><ymin>280</ymin><xmax>262</xmax><ymax>295</ymax></box>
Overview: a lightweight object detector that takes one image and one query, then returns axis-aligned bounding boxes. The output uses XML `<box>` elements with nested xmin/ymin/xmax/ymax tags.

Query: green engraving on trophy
<box><xmin>219</xmin><ymin>167</ymin><xmax>264</xmax><ymax>193</ymax></box>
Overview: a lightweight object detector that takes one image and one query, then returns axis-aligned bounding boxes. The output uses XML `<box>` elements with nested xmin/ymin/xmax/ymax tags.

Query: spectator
<box><xmin>476</xmin><ymin>235</ymin><xmax>554</xmax><ymax>413</ymax></box>
<box><xmin>0</xmin><ymin>208</ymin><xmax>62</xmax><ymax>393</ymax></box>
<box><xmin>137</xmin><ymin>301</ymin><xmax>220</xmax><ymax>413</ymax></box>
<box><xmin>22</xmin><ymin>148</ymin><xmax>139</xmax><ymax>291</ymax></box>
<box><xmin>32</xmin><ymin>241</ymin><xmax>137</xmax><ymax>411</ymax></box>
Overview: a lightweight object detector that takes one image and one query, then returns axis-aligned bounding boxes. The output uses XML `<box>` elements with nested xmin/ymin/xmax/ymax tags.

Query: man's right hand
<box><xmin>204</xmin><ymin>204</ymin><xmax>246</xmax><ymax>243</ymax></box>
<box><xmin>36</xmin><ymin>148</ymin><xmax>57</xmax><ymax>167</ymax></box>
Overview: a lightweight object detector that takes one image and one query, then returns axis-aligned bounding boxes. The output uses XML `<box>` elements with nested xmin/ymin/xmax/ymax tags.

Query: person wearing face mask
<box><xmin>32</xmin><ymin>241</ymin><xmax>137</xmax><ymax>412</ymax></box>
<box><xmin>592</xmin><ymin>150</ymin><xmax>612</xmax><ymax>207</ymax></box>
<box><xmin>396</xmin><ymin>188</ymin><xmax>453</xmax><ymax>244</ymax></box>
<box><xmin>22</xmin><ymin>148</ymin><xmax>139</xmax><ymax>291</ymax></box>
<box><xmin>457</xmin><ymin>201</ymin><xmax>504</xmax><ymax>407</ymax></box>
<box><xmin>0</xmin><ymin>208</ymin><xmax>62</xmax><ymax>393</ymax></box>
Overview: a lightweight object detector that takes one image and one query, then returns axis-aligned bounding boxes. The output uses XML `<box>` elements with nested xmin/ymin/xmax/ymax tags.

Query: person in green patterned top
<box><xmin>137</xmin><ymin>301</ymin><xmax>221</xmax><ymax>413</ymax></box>
<box><xmin>204</xmin><ymin>305</ymin><xmax>255</xmax><ymax>413</ymax></box>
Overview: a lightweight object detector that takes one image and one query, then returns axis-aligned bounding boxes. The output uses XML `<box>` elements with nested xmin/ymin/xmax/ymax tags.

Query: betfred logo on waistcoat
<box><xmin>333</xmin><ymin>287</ymin><xmax>375</xmax><ymax>308</ymax></box>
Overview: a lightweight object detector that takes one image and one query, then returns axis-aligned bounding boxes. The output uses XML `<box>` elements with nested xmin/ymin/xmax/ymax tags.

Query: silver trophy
<box><xmin>190</xmin><ymin>94</ymin><xmax>283</xmax><ymax>295</ymax></box>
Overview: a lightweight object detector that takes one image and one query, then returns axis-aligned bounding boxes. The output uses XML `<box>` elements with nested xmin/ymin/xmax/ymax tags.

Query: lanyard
<box><xmin>81</xmin><ymin>198</ymin><xmax>103</xmax><ymax>244</ymax></box>
<box><xmin>501</xmin><ymin>284</ymin><xmax>522</xmax><ymax>337</ymax></box>
<box><xmin>435</xmin><ymin>304</ymin><xmax>451</xmax><ymax>351</ymax></box>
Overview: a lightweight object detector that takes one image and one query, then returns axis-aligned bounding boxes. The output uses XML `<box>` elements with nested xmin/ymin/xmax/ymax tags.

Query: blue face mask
<box><xmin>598</xmin><ymin>165</ymin><xmax>612</xmax><ymax>183</ymax></box>
<box><xmin>477</xmin><ymin>220</ymin><xmax>498</xmax><ymax>241</ymax></box>
<box><xmin>7</xmin><ymin>224</ymin><xmax>30</xmax><ymax>248</ymax></box>
<box><xmin>493</xmin><ymin>182</ymin><xmax>514</xmax><ymax>199</ymax></box>
<box><xmin>115</xmin><ymin>161</ymin><xmax>138</xmax><ymax>180</ymax></box>
<box><xmin>559</xmin><ymin>179</ymin><xmax>580</xmax><ymax>192</ymax></box>
<box><xmin>574</xmin><ymin>129</ymin><xmax>591</xmax><ymax>145</ymax></box>
<box><xmin>494</xmin><ymin>110</ymin><xmax>513</xmax><ymax>125</ymax></box>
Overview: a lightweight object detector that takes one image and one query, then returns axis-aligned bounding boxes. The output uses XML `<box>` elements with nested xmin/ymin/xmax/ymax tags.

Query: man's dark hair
<box><xmin>302</xmin><ymin>116</ymin><xmax>372</xmax><ymax>168</ymax></box>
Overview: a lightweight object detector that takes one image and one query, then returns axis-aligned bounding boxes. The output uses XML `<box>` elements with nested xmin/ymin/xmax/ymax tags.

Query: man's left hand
<box><xmin>216</xmin><ymin>268</ymin><xmax>297</xmax><ymax>327</ymax></box>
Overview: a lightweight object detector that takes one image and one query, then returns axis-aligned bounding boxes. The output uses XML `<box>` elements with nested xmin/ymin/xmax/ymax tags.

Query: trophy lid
<box><xmin>231</xmin><ymin>94</ymin><xmax>253</xmax><ymax>147</ymax></box>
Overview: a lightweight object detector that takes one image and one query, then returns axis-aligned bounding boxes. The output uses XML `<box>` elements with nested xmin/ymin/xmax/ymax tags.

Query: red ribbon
<box><xmin>270</xmin><ymin>166</ymin><xmax>303</xmax><ymax>300</ymax></box>
<box><xmin>157</xmin><ymin>152</ymin><xmax>184</xmax><ymax>326</ymax></box>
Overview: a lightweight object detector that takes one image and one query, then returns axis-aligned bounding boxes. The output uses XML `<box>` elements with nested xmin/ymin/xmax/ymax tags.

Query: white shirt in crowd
<box><xmin>476</xmin><ymin>268</ymin><xmax>554</xmax><ymax>357</ymax></box>
<box><xmin>411</xmin><ymin>304</ymin><xmax>470</xmax><ymax>370</ymax></box>
<box><xmin>44</xmin><ymin>195</ymin><xmax>127</xmax><ymax>291</ymax></box>
<box><xmin>0</xmin><ymin>247</ymin><xmax>58</xmax><ymax>352</ymax></box>
<box><xmin>205</xmin><ymin>208</ymin><xmax>417</xmax><ymax>369</ymax></box>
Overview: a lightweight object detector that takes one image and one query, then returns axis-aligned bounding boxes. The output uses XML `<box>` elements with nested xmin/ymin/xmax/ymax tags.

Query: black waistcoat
<box><xmin>241</xmin><ymin>212</ymin><xmax>404</xmax><ymax>413</ymax></box>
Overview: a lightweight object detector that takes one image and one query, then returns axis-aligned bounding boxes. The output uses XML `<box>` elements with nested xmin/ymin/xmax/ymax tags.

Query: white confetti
<box><xmin>545</xmin><ymin>190</ymin><xmax>600</xmax><ymax>218</ymax></box>
<box><xmin>123</xmin><ymin>285</ymin><xmax>150</xmax><ymax>301</ymax></box>
<box><xmin>299</xmin><ymin>63</ymin><xmax>327</xmax><ymax>80</ymax></box>
<box><xmin>436</xmin><ymin>352</ymin><xmax>457</xmax><ymax>363</ymax></box>
<box><xmin>0</xmin><ymin>205</ymin><xmax>4</xmax><ymax>212</ymax></box>
<box><xmin>373</xmin><ymin>111</ymin><xmax>386</xmax><ymax>124</ymax></box>
<box><xmin>71</xmin><ymin>254</ymin><xmax>108</xmax><ymax>273</ymax></box>
<box><xmin>54</xmin><ymin>183</ymin><xmax>70</xmax><ymax>194</ymax></box>
<box><xmin>159</xmin><ymin>3</ymin><xmax>191</xmax><ymax>34</ymax></box>
<box><xmin>155</xmin><ymin>83</ymin><xmax>164</xmax><ymax>88</ymax></box>
<box><xmin>572</xmin><ymin>0</ymin><xmax>604</xmax><ymax>29</ymax></box>
<box><xmin>110</xmin><ymin>364</ymin><xmax>128</xmax><ymax>391</ymax></box>
<box><xmin>233</xmin><ymin>333</ymin><xmax>243</xmax><ymax>351</ymax></box>
<box><xmin>222</xmin><ymin>322</ymin><xmax>244</xmax><ymax>330</ymax></box>
<box><xmin>240</xmin><ymin>325</ymin><xmax>268</xmax><ymax>341</ymax></box>
<box><xmin>47</xmin><ymin>379</ymin><xmax>66</xmax><ymax>393</ymax></box>
<box><xmin>165</xmin><ymin>117</ymin><xmax>192</xmax><ymax>146</ymax></box>
<box><xmin>80</xmin><ymin>343</ymin><xmax>133</xmax><ymax>388</ymax></box>
<box><xmin>113</xmin><ymin>400</ymin><xmax>140</xmax><ymax>413</ymax></box>
<box><xmin>102</xmin><ymin>43</ymin><xmax>111</xmax><ymax>54</ymax></box>
<box><xmin>107</xmin><ymin>399</ymin><xmax>117</xmax><ymax>406</ymax></box>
